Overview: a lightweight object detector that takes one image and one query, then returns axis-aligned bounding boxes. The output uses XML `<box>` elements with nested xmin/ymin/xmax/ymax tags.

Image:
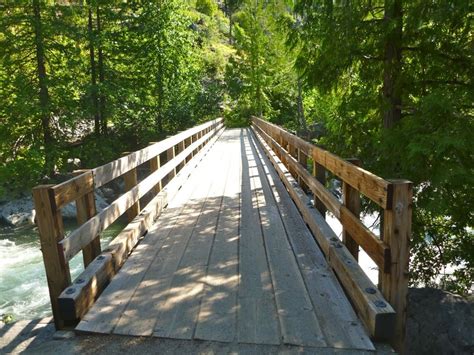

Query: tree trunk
<box><xmin>32</xmin><ymin>0</ymin><xmax>54</xmax><ymax>175</ymax></box>
<box><xmin>229</xmin><ymin>15</ymin><xmax>233</xmax><ymax>44</ymax></box>
<box><xmin>156</xmin><ymin>29</ymin><xmax>164</xmax><ymax>133</ymax></box>
<box><xmin>96</xmin><ymin>5</ymin><xmax>107</xmax><ymax>135</ymax></box>
<box><xmin>88</xmin><ymin>4</ymin><xmax>100</xmax><ymax>136</ymax></box>
<box><xmin>383</xmin><ymin>0</ymin><xmax>403</xmax><ymax>129</ymax></box>
<box><xmin>297</xmin><ymin>78</ymin><xmax>307</xmax><ymax>133</ymax></box>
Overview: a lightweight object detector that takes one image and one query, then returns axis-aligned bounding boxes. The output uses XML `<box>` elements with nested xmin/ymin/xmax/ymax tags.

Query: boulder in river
<box><xmin>0</xmin><ymin>193</ymin><xmax>109</xmax><ymax>227</ymax></box>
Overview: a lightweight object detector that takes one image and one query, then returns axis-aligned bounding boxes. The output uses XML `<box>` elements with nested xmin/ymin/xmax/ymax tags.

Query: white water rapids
<box><xmin>0</xmin><ymin>223</ymin><xmax>123</xmax><ymax>321</ymax></box>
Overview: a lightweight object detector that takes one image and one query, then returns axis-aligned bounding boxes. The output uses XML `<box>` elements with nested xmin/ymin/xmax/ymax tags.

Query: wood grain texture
<box><xmin>123</xmin><ymin>167</ymin><xmax>140</xmax><ymax>222</ymax></box>
<box><xmin>238</xmin><ymin>130</ymin><xmax>280</xmax><ymax>345</ymax></box>
<box><xmin>76</xmin><ymin>188</ymin><xmax>100</xmax><ymax>267</ymax></box>
<box><xmin>76</xmin><ymin>128</ymin><xmax>225</xmax><ymax>335</ymax></box>
<box><xmin>75</xmin><ymin>128</ymin><xmax>382</xmax><ymax>351</ymax></box>
<box><xmin>52</xmin><ymin>171</ymin><xmax>94</xmax><ymax>209</ymax></box>
<box><xmin>253</xmin><ymin>123</ymin><xmax>390</xmax><ymax>271</ymax></box>
<box><xmin>61</xmin><ymin>126</ymin><xmax>222</xmax><ymax>262</ymax></box>
<box><xmin>246</xmin><ymin>132</ymin><xmax>326</xmax><ymax>347</ymax></box>
<box><xmin>92</xmin><ymin>118</ymin><xmax>223</xmax><ymax>188</ymax></box>
<box><xmin>32</xmin><ymin>185</ymin><xmax>71</xmax><ymax>329</ymax></box>
<box><xmin>251</xmin><ymin>126</ymin><xmax>395</xmax><ymax>340</ymax></box>
<box><xmin>248</xmin><ymin>131</ymin><xmax>374</xmax><ymax>351</ymax></box>
<box><xmin>343</xmin><ymin>158</ymin><xmax>361</xmax><ymax>260</ymax></box>
<box><xmin>252</xmin><ymin>117</ymin><xmax>390</xmax><ymax>208</ymax></box>
<box><xmin>381</xmin><ymin>180</ymin><xmax>412</xmax><ymax>352</ymax></box>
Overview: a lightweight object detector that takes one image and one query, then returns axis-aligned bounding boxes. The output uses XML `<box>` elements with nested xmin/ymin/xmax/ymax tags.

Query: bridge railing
<box><xmin>251</xmin><ymin>116</ymin><xmax>412</xmax><ymax>351</ymax></box>
<box><xmin>33</xmin><ymin>118</ymin><xmax>224</xmax><ymax>329</ymax></box>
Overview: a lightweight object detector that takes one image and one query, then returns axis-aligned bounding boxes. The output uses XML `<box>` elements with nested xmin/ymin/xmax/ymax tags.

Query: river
<box><xmin>0</xmin><ymin>221</ymin><xmax>125</xmax><ymax>322</ymax></box>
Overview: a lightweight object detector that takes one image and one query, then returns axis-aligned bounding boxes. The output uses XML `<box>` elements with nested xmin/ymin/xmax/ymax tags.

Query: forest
<box><xmin>0</xmin><ymin>0</ymin><xmax>472</xmax><ymax>296</ymax></box>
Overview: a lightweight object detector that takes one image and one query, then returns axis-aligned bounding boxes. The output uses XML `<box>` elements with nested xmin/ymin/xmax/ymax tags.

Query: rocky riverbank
<box><xmin>0</xmin><ymin>193</ymin><xmax>109</xmax><ymax>227</ymax></box>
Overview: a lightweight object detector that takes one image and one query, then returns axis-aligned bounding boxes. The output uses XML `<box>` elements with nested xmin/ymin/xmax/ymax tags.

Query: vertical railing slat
<box><xmin>32</xmin><ymin>185</ymin><xmax>71</xmax><ymax>329</ymax></box>
<box><xmin>343</xmin><ymin>158</ymin><xmax>361</xmax><ymax>260</ymax></box>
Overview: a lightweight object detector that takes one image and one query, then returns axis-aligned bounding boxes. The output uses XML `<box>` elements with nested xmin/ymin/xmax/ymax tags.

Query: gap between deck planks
<box><xmin>76</xmin><ymin>129</ymin><xmax>375</xmax><ymax>351</ymax></box>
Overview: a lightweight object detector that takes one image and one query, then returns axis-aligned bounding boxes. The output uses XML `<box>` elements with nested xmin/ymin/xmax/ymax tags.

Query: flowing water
<box><xmin>0</xmin><ymin>221</ymin><xmax>125</xmax><ymax>321</ymax></box>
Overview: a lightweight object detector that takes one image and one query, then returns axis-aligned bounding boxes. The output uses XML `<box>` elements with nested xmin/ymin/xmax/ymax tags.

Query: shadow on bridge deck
<box><xmin>72</xmin><ymin>128</ymin><xmax>376</xmax><ymax>352</ymax></box>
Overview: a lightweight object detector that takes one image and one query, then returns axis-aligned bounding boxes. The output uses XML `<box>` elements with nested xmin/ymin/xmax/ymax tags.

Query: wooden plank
<box><xmin>252</xmin><ymin>117</ymin><xmax>391</xmax><ymax>209</ymax></box>
<box><xmin>380</xmin><ymin>180</ymin><xmax>412</xmax><ymax>352</ymax></box>
<box><xmin>253</xmin><ymin>123</ymin><xmax>341</xmax><ymax>217</ymax></box>
<box><xmin>254</xmin><ymin>123</ymin><xmax>390</xmax><ymax>271</ymax></box>
<box><xmin>313</xmin><ymin>161</ymin><xmax>327</xmax><ymax>217</ymax></box>
<box><xmin>76</xmin><ymin>189</ymin><xmax>100</xmax><ymax>267</ymax></box>
<box><xmin>297</xmin><ymin>148</ymin><xmax>309</xmax><ymax>192</ymax></box>
<box><xmin>194</xmin><ymin>130</ymin><xmax>241</xmax><ymax>343</ymax></box>
<box><xmin>247</xmin><ymin>131</ymin><xmax>326</xmax><ymax>347</ymax></box>
<box><xmin>343</xmin><ymin>158</ymin><xmax>361</xmax><ymax>260</ymax></box>
<box><xmin>58</xmin><ymin>252</ymin><xmax>114</xmax><ymax>321</ymax></box>
<box><xmin>248</xmin><ymin>132</ymin><xmax>374</xmax><ymax>351</ymax></box>
<box><xmin>92</xmin><ymin>118</ymin><xmax>223</xmax><ymax>188</ymax></box>
<box><xmin>75</xmin><ymin>128</ymin><xmax>225</xmax><ymax>334</ymax></box>
<box><xmin>238</xmin><ymin>130</ymin><xmax>280</xmax><ymax>345</ymax></box>
<box><xmin>151</xmin><ymin>135</ymin><xmax>233</xmax><ymax>340</ymax></box>
<box><xmin>61</xmin><ymin>126</ymin><xmax>222</xmax><ymax>262</ymax></box>
<box><xmin>340</xmin><ymin>206</ymin><xmax>391</xmax><ymax>272</ymax></box>
<box><xmin>32</xmin><ymin>185</ymin><xmax>71</xmax><ymax>329</ymax></box>
<box><xmin>166</xmin><ymin>146</ymin><xmax>176</xmax><ymax>184</ymax></box>
<box><xmin>123</xmin><ymin>166</ymin><xmax>140</xmax><ymax>222</ymax></box>
<box><xmin>149</xmin><ymin>148</ymin><xmax>162</xmax><ymax>194</ymax></box>
<box><xmin>112</xmin><ymin>132</ymin><xmax>229</xmax><ymax>337</ymax></box>
<box><xmin>51</xmin><ymin>171</ymin><xmax>94</xmax><ymax>209</ymax></box>
<box><xmin>251</xmin><ymin>126</ymin><xmax>395</xmax><ymax>340</ymax></box>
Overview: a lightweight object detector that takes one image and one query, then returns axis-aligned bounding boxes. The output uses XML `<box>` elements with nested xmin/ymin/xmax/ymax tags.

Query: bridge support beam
<box><xmin>342</xmin><ymin>158</ymin><xmax>361</xmax><ymax>260</ymax></box>
<box><xmin>33</xmin><ymin>185</ymin><xmax>71</xmax><ymax>329</ymax></box>
<box><xmin>380</xmin><ymin>180</ymin><xmax>412</xmax><ymax>353</ymax></box>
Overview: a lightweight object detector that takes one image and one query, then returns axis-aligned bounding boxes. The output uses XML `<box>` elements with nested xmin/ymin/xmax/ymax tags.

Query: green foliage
<box><xmin>0</xmin><ymin>1</ymin><xmax>230</xmax><ymax>195</ymax></box>
<box><xmin>196</xmin><ymin>0</ymin><xmax>218</xmax><ymax>16</ymax></box>
<box><xmin>292</xmin><ymin>0</ymin><xmax>474</xmax><ymax>293</ymax></box>
<box><xmin>226</xmin><ymin>1</ymin><xmax>301</xmax><ymax>129</ymax></box>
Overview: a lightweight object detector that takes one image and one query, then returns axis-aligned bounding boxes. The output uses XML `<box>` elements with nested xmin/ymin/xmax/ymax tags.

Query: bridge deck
<box><xmin>76</xmin><ymin>129</ymin><xmax>375</xmax><ymax>351</ymax></box>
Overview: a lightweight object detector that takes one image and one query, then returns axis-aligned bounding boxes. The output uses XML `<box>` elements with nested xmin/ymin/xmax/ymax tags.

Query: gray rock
<box><xmin>406</xmin><ymin>288</ymin><xmax>474</xmax><ymax>355</ymax></box>
<box><xmin>0</xmin><ymin>193</ymin><xmax>109</xmax><ymax>227</ymax></box>
<box><xmin>0</xmin><ymin>197</ymin><xmax>35</xmax><ymax>226</ymax></box>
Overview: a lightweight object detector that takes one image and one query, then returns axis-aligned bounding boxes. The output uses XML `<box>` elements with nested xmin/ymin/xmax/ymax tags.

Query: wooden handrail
<box><xmin>252</xmin><ymin>117</ymin><xmax>392</xmax><ymax>208</ymax></box>
<box><xmin>253</xmin><ymin>120</ymin><xmax>391</xmax><ymax>271</ymax></box>
<box><xmin>251</xmin><ymin>116</ymin><xmax>412</xmax><ymax>351</ymax></box>
<box><xmin>33</xmin><ymin>118</ymin><xmax>224</xmax><ymax>329</ymax></box>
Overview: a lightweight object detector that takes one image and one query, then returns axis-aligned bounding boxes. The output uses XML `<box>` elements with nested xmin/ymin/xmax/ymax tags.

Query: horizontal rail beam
<box><xmin>251</xmin><ymin>127</ymin><xmax>395</xmax><ymax>340</ymax></box>
<box><xmin>57</xmin><ymin>127</ymin><xmax>225</xmax><ymax>322</ymax></box>
<box><xmin>51</xmin><ymin>171</ymin><xmax>94</xmax><ymax>210</ymax></box>
<box><xmin>93</xmin><ymin>118</ymin><xmax>223</xmax><ymax>188</ymax></box>
<box><xmin>253</xmin><ymin>122</ymin><xmax>390</xmax><ymax>272</ymax></box>
<box><xmin>252</xmin><ymin>117</ymin><xmax>392</xmax><ymax>209</ymax></box>
<box><xmin>60</xmin><ymin>124</ymin><xmax>223</xmax><ymax>261</ymax></box>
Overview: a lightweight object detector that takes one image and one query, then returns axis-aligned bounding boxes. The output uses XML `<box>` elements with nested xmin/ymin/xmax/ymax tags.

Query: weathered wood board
<box><xmin>76</xmin><ymin>129</ymin><xmax>376</xmax><ymax>351</ymax></box>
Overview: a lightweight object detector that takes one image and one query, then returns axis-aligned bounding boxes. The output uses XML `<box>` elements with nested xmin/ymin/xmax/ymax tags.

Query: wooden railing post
<box><xmin>123</xmin><ymin>159</ymin><xmax>140</xmax><ymax>222</ymax></box>
<box><xmin>297</xmin><ymin>148</ymin><xmax>309</xmax><ymax>192</ymax></box>
<box><xmin>166</xmin><ymin>145</ymin><xmax>176</xmax><ymax>184</ymax></box>
<box><xmin>75</xmin><ymin>171</ymin><xmax>101</xmax><ymax>267</ymax></box>
<box><xmin>149</xmin><ymin>143</ymin><xmax>162</xmax><ymax>195</ymax></box>
<box><xmin>343</xmin><ymin>158</ymin><xmax>361</xmax><ymax>260</ymax></box>
<box><xmin>177</xmin><ymin>140</ymin><xmax>186</xmax><ymax>171</ymax></box>
<box><xmin>33</xmin><ymin>185</ymin><xmax>71</xmax><ymax>329</ymax></box>
<box><xmin>186</xmin><ymin>136</ymin><xmax>193</xmax><ymax>162</ymax></box>
<box><xmin>380</xmin><ymin>180</ymin><xmax>412</xmax><ymax>353</ymax></box>
<box><xmin>312</xmin><ymin>161</ymin><xmax>327</xmax><ymax>218</ymax></box>
<box><xmin>287</xmin><ymin>143</ymin><xmax>298</xmax><ymax>179</ymax></box>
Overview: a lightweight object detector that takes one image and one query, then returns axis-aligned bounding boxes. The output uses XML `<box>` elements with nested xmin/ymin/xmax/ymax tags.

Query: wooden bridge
<box><xmin>33</xmin><ymin>117</ymin><xmax>412</xmax><ymax>353</ymax></box>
